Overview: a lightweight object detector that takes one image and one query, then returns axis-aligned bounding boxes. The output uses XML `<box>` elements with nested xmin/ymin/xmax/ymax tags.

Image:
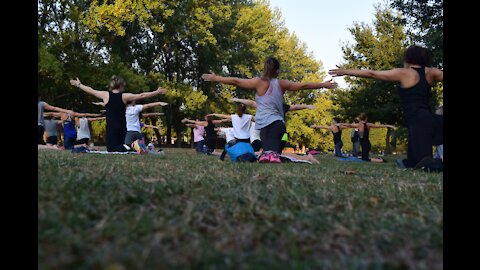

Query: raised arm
<box><xmin>230</xmin><ymin>98</ymin><xmax>257</xmax><ymax>108</ymax></box>
<box><xmin>279</xmin><ymin>79</ymin><xmax>337</xmax><ymax>92</ymax></box>
<box><xmin>288</xmin><ymin>104</ymin><xmax>316</xmax><ymax>111</ymax></box>
<box><xmin>182</xmin><ymin>118</ymin><xmax>208</xmax><ymax>127</ymax></box>
<box><xmin>202</xmin><ymin>72</ymin><xmax>260</xmax><ymax>90</ymax></box>
<box><xmin>141</xmin><ymin>101</ymin><xmax>169</xmax><ymax>110</ymax></box>
<box><xmin>123</xmin><ymin>87</ymin><xmax>167</xmax><ymax>103</ymax></box>
<box><xmin>185</xmin><ymin>123</ymin><xmax>197</xmax><ymax>128</ymax></box>
<box><xmin>311</xmin><ymin>125</ymin><xmax>332</xmax><ymax>130</ymax></box>
<box><xmin>368</xmin><ymin>123</ymin><xmax>396</xmax><ymax>129</ymax></box>
<box><xmin>142</xmin><ymin>124</ymin><xmax>159</xmax><ymax>130</ymax></box>
<box><xmin>43</xmin><ymin>103</ymin><xmax>73</xmax><ymax>114</ymax></box>
<box><xmin>70</xmin><ymin>78</ymin><xmax>109</xmax><ymax>101</ymax></box>
<box><xmin>208</xmin><ymin>113</ymin><xmax>232</xmax><ymax>120</ymax></box>
<box><xmin>86</xmin><ymin>117</ymin><xmax>106</xmax><ymax>121</ymax></box>
<box><xmin>328</xmin><ymin>65</ymin><xmax>408</xmax><ymax>82</ymax></box>
<box><xmin>212</xmin><ymin>119</ymin><xmax>231</xmax><ymax>125</ymax></box>
<box><xmin>141</xmin><ymin>113</ymin><xmax>164</xmax><ymax>117</ymax></box>
<box><xmin>74</xmin><ymin>112</ymin><xmax>102</xmax><ymax>117</ymax></box>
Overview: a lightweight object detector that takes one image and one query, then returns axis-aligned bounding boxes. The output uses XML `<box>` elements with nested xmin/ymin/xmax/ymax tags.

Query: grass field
<box><xmin>38</xmin><ymin>148</ymin><xmax>443</xmax><ymax>269</ymax></box>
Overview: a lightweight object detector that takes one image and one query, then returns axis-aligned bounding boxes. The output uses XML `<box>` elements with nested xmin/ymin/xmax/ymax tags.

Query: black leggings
<box><xmin>260</xmin><ymin>120</ymin><xmax>286</xmax><ymax>153</ymax></box>
<box><xmin>106</xmin><ymin>127</ymin><xmax>128</xmax><ymax>152</ymax></box>
<box><xmin>404</xmin><ymin>111</ymin><xmax>435</xmax><ymax>168</ymax></box>
<box><xmin>360</xmin><ymin>138</ymin><xmax>371</xmax><ymax>161</ymax></box>
<box><xmin>205</xmin><ymin>137</ymin><xmax>217</xmax><ymax>153</ymax></box>
<box><xmin>38</xmin><ymin>125</ymin><xmax>45</xmax><ymax>145</ymax></box>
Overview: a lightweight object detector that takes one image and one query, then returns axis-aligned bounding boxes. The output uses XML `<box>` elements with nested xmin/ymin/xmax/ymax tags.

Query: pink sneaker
<box><xmin>258</xmin><ymin>152</ymin><xmax>271</xmax><ymax>163</ymax></box>
<box><xmin>269</xmin><ymin>152</ymin><xmax>281</xmax><ymax>163</ymax></box>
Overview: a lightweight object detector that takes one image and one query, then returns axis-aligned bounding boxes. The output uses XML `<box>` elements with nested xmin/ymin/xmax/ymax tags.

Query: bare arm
<box><xmin>143</xmin><ymin>124</ymin><xmax>159</xmax><ymax>129</ymax></box>
<box><xmin>43</xmin><ymin>103</ymin><xmax>73</xmax><ymax>114</ymax></box>
<box><xmin>123</xmin><ymin>87</ymin><xmax>167</xmax><ymax>103</ymax></box>
<box><xmin>92</xmin><ymin>102</ymin><xmax>105</xmax><ymax>106</ymax></box>
<box><xmin>212</xmin><ymin>119</ymin><xmax>231</xmax><ymax>125</ymax></box>
<box><xmin>431</xmin><ymin>67</ymin><xmax>443</xmax><ymax>82</ymax></box>
<box><xmin>368</xmin><ymin>123</ymin><xmax>396</xmax><ymax>129</ymax></box>
<box><xmin>70</xmin><ymin>78</ymin><xmax>109</xmax><ymax>101</ymax></box>
<box><xmin>182</xmin><ymin>119</ymin><xmax>208</xmax><ymax>127</ymax></box>
<box><xmin>141</xmin><ymin>113</ymin><xmax>164</xmax><ymax>117</ymax></box>
<box><xmin>208</xmin><ymin>113</ymin><xmax>232</xmax><ymax>120</ymax></box>
<box><xmin>328</xmin><ymin>65</ymin><xmax>407</xmax><ymax>82</ymax></box>
<box><xmin>280</xmin><ymin>79</ymin><xmax>337</xmax><ymax>92</ymax></box>
<box><xmin>74</xmin><ymin>112</ymin><xmax>101</xmax><ymax>117</ymax></box>
<box><xmin>202</xmin><ymin>72</ymin><xmax>260</xmax><ymax>90</ymax></box>
<box><xmin>185</xmin><ymin>124</ymin><xmax>197</xmax><ymax>128</ymax></box>
<box><xmin>141</xmin><ymin>101</ymin><xmax>169</xmax><ymax>110</ymax></box>
<box><xmin>86</xmin><ymin>117</ymin><xmax>106</xmax><ymax>121</ymax></box>
<box><xmin>230</xmin><ymin>98</ymin><xmax>257</xmax><ymax>108</ymax></box>
<box><xmin>289</xmin><ymin>104</ymin><xmax>316</xmax><ymax>111</ymax></box>
<box><xmin>311</xmin><ymin>125</ymin><xmax>332</xmax><ymax>130</ymax></box>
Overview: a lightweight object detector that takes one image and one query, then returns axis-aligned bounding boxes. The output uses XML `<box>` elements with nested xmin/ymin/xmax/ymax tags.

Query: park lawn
<box><xmin>38</xmin><ymin>148</ymin><xmax>442</xmax><ymax>269</ymax></box>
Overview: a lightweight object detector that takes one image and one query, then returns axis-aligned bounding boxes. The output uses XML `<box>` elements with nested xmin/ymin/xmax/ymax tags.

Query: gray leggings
<box><xmin>125</xmin><ymin>131</ymin><xmax>144</xmax><ymax>146</ymax></box>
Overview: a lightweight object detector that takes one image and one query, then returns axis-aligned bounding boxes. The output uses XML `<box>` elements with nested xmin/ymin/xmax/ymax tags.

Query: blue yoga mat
<box><xmin>337</xmin><ymin>157</ymin><xmax>366</xmax><ymax>162</ymax></box>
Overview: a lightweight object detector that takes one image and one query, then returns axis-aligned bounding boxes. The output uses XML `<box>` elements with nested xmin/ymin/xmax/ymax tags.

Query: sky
<box><xmin>268</xmin><ymin>0</ymin><xmax>383</xmax><ymax>88</ymax></box>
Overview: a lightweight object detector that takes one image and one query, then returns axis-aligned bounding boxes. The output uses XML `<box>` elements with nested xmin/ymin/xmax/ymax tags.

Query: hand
<box><xmin>201</xmin><ymin>72</ymin><xmax>218</xmax><ymax>82</ymax></box>
<box><xmin>322</xmin><ymin>79</ymin><xmax>338</xmax><ymax>89</ymax></box>
<box><xmin>70</xmin><ymin>78</ymin><xmax>81</xmax><ymax>87</ymax></box>
<box><xmin>181</xmin><ymin>118</ymin><xmax>188</xmax><ymax>123</ymax></box>
<box><xmin>159</xmin><ymin>102</ymin><xmax>168</xmax><ymax>106</ymax></box>
<box><xmin>156</xmin><ymin>87</ymin><xmax>167</xmax><ymax>94</ymax></box>
<box><xmin>328</xmin><ymin>65</ymin><xmax>347</xmax><ymax>77</ymax></box>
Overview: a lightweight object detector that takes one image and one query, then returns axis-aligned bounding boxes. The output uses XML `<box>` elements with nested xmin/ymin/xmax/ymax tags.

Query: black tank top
<box><xmin>359</xmin><ymin>122</ymin><xmax>369</xmax><ymax>140</ymax></box>
<box><xmin>105</xmin><ymin>91</ymin><xmax>126</xmax><ymax>130</ymax></box>
<box><xmin>397</xmin><ymin>67</ymin><xmax>432</xmax><ymax>123</ymax></box>
<box><xmin>205</xmin><ymin>121</ymin><xmax>216</xmax><ymax>139</ymax></box>
<box><xmin>332</xmin><ymin>126</ymin><xmax>342</xmax><ymax>144</ymax></box>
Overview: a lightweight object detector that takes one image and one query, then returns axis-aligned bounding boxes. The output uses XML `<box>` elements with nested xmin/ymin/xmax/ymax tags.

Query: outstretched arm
<box><xmin>142</xmin><ymin>101</ymin><xmax>169</xmax><ymax>110</ymax></box>
<box><xmin>230</xmin><ymin>98</ymin><xmax>257</xmax><ymax>108</ymax></box>
<box><xmin>280</xmin><ymin>79</ymin><xmax>337</xmax><ymax>92</ymax></box>
<box><xmin>431</xmin><ymin>67</ymin><xmax>443</xmax><ymax>82</ymax></box>
<box><xmin>182</xmin><ymin>118</ymin><xmax>208</xmax><ymax>127</ymax></box>
<box><xmin>185</xmin><ymin>123</ymin><xmax>197</xmax><ymax>128</ymax></box>
<box><xmin>86</xmin><ymin>117</ymin><xmax>106</xmax><ymax>121</ymax></box>
<box><xmin>212</xmin><ymin>119</ymin><xmax>231</xmax><ymax>125</ymax></box>
<box><xmin>74</xmin><ymin>112</ymin><xmax>101</xmax><ymax>117</ymax></box>
<box><xmin>92</xmin><ymin>101</ymin><xmax>105</xmax><ymax>106</ymax></box>
<box><xmin>123</xmin><ymin>87</ymin><xmax>167</xmax><ymax>103</ymax></box>
<box><xmin>43</xmin><ymin>103</ymin><xmax>73</xmax><ymax>114</ymax></box>
<box><xmin>208</xmin><ymin>113</ymin><xmax>232</xmax><ymax>120</ymax></box>
<box><xmin>289</xmin><ymin>104</ymin><xmax>316</xmax><ymax>111</ymax></box>
<box><xmin>311</xmin><ymin>125</ymin><xmax>332</xmax><ymax>130</ymax></box>
<box><xmin>141</xmin><ymin>113</ymin><xmax>164</xmax><ymax>117</ymax></box>
<box><xmin>143</xmin><ymin>124</ymin><xmax>159</xmax><ymax>130</ymax></box>
<box><xmin>368</xmin><ymin>123</ymin><xmax>396</xmax><ymax>129</ymax></box>
<box><xmin>70</xmin><ymin>78</ymin><xmax>109</xmax><ymax>101</ymax></box>
<box><xmin>328</xmin><ymin>65</ymin><xmax>407</xmax><ymax>82</ymax></box>
<box><xmin>202</xmin><ymin>72</ymin><xmax>260</xmax><ymax>90</ymax></box>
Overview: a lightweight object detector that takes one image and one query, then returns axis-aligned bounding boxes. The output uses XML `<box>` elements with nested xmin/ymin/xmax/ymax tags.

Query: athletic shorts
<box><xmin>46</xmin><ymin>136</ymin><xmax>58</xmax><ymax>145</ymax></box>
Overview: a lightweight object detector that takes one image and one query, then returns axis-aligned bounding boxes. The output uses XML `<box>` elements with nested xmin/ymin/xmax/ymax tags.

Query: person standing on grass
<box><xmin>311</xmin><ymin>118</ymin><xmax>350</xmax><ymax>157</ymax></box>
<box><xmin>328</xmin><ymin>45</ymin><xmax>443</xmax><ymax>169</ymax></box>
<box><xmin>69</xmin><ymin>76</ymin><xmax>167</xmax><ymax>152</ymax></box>
<box><xmin>201</xmin><ymin>59</ymin><xmax>336</xmax><ymax>164</ymax></box>
<box><xmin>38</xmin><ymin>93</ymin><xmax>74</xmax><ymax>145</ymax></box>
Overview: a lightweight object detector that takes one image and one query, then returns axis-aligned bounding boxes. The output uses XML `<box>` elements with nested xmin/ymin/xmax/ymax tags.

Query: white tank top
<box><xmin>250</xmin><ymin>122</ymin><xmax>261</xmax><ymax>142</ymax></box>
<box><xmin>231</xmin><ymin>114</ymin><xmax>252</xmax><ymax>139</ymax></box>
<box><xmin>77</xmin><ymin>118</ymin><xmax>91</xmax><ymax>140</ymax></box>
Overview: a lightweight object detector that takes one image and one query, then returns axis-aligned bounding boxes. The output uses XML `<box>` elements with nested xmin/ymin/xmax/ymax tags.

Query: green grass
<box><xmin>38</xmin><ymin>149</ymin><xmax>442</xmax><ymax>269</ymax></box>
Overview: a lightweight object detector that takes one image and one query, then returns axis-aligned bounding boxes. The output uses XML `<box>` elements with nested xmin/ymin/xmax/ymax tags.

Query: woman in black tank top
<box><xmin>70</xmin><ymin>75</ymin><xmax>167</xmax><ymax>152</ymax></box>
<box><xmin>329</xmin><ymin>46</ymin><xmax>443</xmax><ymax>169</ymax></box>
<box><xmin>343</xmin><ymin>113</ymin><xmax>395</xmax><ymax>162</ymax></box>
<box><xmin>311</xmin><ymin>118</ymin><xmax>348</xmax><ymax>157</ymax></box>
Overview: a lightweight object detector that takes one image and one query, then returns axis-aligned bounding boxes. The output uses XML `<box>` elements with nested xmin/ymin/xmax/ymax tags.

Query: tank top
<box><xmin>255</xmin><ymin>79</ymin><xmax>285</xmax><ymax>129</ymax></box>
<box><xmin>38</xmin><ymin>101</ymin><xmax>45</xmax><ymax>126</ymax></box>
<box><xmin>397</xmin><ymin>67</ymin><xmax>432</xmax><ymax>124</ymax></box>
<box><xmin>77</xmin><ymin>117</ymin><xmax>91</xmax><ymax>140</ymax></box>
<box><xmin>44</xmin><ymin>119</ymin><xmax>58</xmax><ymax>137</ymax></box>
<box><xmin>205</xmin><ymin>121</ymin><xmax>216</xmax><ymax>139</ymax></box>
<box><xmin>105</xmin><ymin>91</ymin><xmax>126</xmax><ymax>131</ymax></box>
<box><xmin>63</xmin><ymin>114</ymin><xmax>77</xmax><ymax>138</ymax></box>
<box><xmin>332</xmin><ymin>126</ymin><xmax>342</xmax><ymax>144</ymax></box>
<box><xmin>359</xmin><ymin>122</ymin><xmax>369</xmax><ymax>141</ymax></box>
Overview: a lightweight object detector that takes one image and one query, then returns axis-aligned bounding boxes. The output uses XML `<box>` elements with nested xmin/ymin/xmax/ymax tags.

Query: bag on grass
<box><xmin>225</xmin><ymin>142</ymin><xmax>256</xmax><ymax>162</ymax></box>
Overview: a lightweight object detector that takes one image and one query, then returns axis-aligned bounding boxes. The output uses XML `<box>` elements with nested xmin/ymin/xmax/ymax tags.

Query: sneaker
<box><xmin>269</xmin><ymin>152</ymin><xmax>281</xmax><ymax>163</ymax></box>
<box><xmin>258</xmin><ymin>152</ymin><xmax>271</xmax><ymax>163</ymax></box>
